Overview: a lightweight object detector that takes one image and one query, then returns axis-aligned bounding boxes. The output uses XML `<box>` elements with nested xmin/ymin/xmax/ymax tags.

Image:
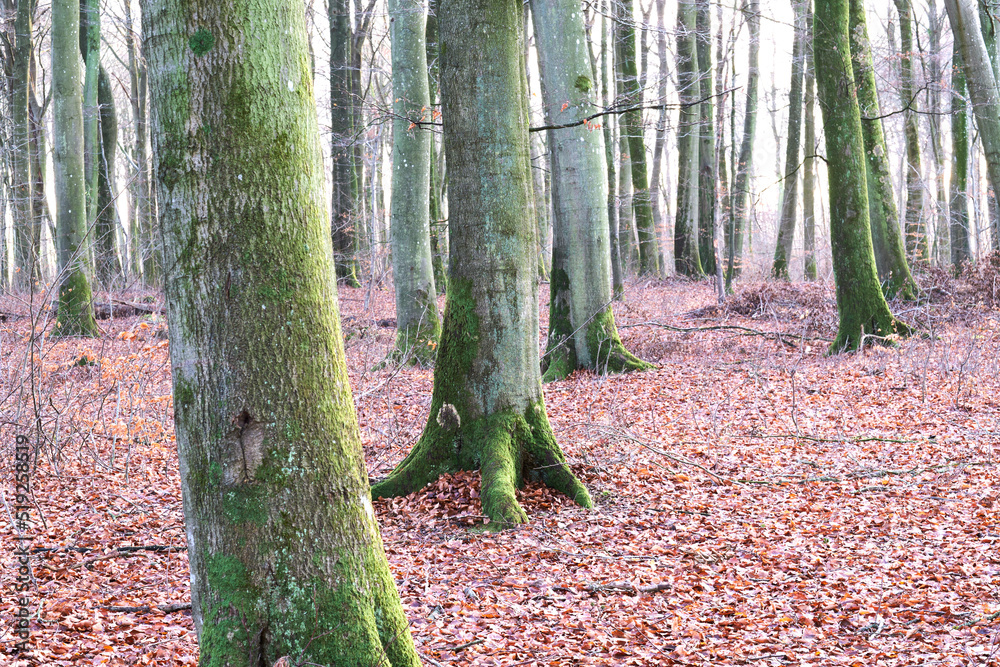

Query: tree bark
<box><xmin>614</xmin><ymin>0</ymin><xmax>659</xmax><ymax>276</ymax></box>
<box><xmin>80</xmin><ymin>0</ymin><xmax>100</xmax><ymax>243</ymax></box>
<box><xmin>144</xmin><ymin>0</ymin><xmax>421</xmax><ymax>663</ymax></box>
<box><xmin>893</xmin><ymin>0</ymin><xmax>926</xmax><ymax>262</ymax></box>
<box><xmin>53</xmin><ymin>0</ymin><xmax>98</xmax><ymax>337</ymax></box>
<box><xmin>600</xmin><ymin>0</ymin><xmax>624</xmax><ymax>296</ymax></box>
<box><xmin>927</xmin><ymin>0</ymin><xmax>949</xmax><ymax>265</ymax></box>
<box><xmin>814</xmin><ymin>0</ymin><xmax>910</xmax><ymax>352</ymax></box>
<box><xmin>675</xmin><ymin>0</ymin><xmax>703</xmax><ymax>277</ymax></box>
<box><xmin>125</xmin><ymin>0</ymin><xmax>156</xmax><ymax>282</ymax></box>
<box><xmin>771</xmin><ymin>0</ymin><xmax>807</xmax><ymax>280</ymax></box>
<box><xmin>389</xmin><ymin>0</ymin><xmax>440</xmax><ymax>364</ymax></box>
<box><xmin>848</xmin><ymin>0</ymin><xmax>916</xmax><ymax>299</ymax></box>
<box><xmin>649</xmin><ymin>0</ymin><xmax>670</xmax><ymax>276</ymax></box>
<box><xmin>95</xmin><ymin>66</ymin><xmax>124</xmax><ymax>284</ymax></box>
<box><xmin>329</xmin><ymin>0</ymin><xmax>361</xmax><ymax>285</ymax></box>
<box><xmin>425</xmin><ymin>0</ymin><xmax>448</xmax><ymax>294</ymax></box>
<box><xmin>802</xmin><ymin>0</ymin><xmax>818</xmax><ymax>280</ymax></box>
<box><xmin>726</xmin><ymin>0</ymin><xmax>759</xmax><ymax>289</ymax></box>
<box><xmin>695</xmin><ymin>0</ymin><xmax>716</xmax><ymax>276</ymax></box>
<box><xmin>951</xmin><ymin>43</ymin><xmax>972</xmax><ymax>270</ymax></box>
<box><xmin>945</xmin><ymin>0</ymin><xmax>1000</xmax><ymax>254</ymax></box>
<box><xmin>372</xmin><ymin>0</ymin><xmax>592</xmax><ymax>528</ymax></box>
<box><xmin>11</xmin><ymin>0</ymin><xmax>36</xmax><ymax>290</ymax></box>
<box><xmin>530</xmin><ymin>0</ymin><xmax>651</xmax><ymax>383</ymax></box>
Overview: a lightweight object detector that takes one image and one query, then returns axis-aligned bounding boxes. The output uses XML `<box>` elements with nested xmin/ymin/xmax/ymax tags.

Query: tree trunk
<box><xmin>12</xmin><ymin>0</ymin><xmax>36</xmax><ymax>290</ymax></box>
<box><xmin>802</xmin><ymin>0</ymin><xmax>818</xmax><ymax>280</ymax></box>
<box><xmin>649</xmin><ymin>0</ymin><xmax>670</xmax><ymax>276</ymax></box>
<box><xmin>125</xmin><ymin>0</ymin><xmax>156</xmax><ymax>282</ymax></box>
<box><xmin>771</xmin><ymin>0</ymin><xmax>807</xmax><ymax>280</ymax></box>
<box><xmin>80</xmin><ymin>0</ymin><xmax>100</xmax><ymax>244</ymax></box>
<box><xmin>614</xmin><ymin>0</ymin><xmax>659</xmax><ymax>276</ymax></box>
<box><xmin>675</xmin><ymin>0</ymin><xmax>703</xmax><ymax>277</ymax></box>
<box><xmin>945</xmin><ymin>0</ymin><xmax>1000</xmax><ymax>254</ymax></box>
<box><xmin>389</xmin><ymin>0</ymin><xmax>440</xmax><ymax>364</ymax></box>
<box><xmin>979</xmin><ymin>0</ymin><xmax>1000</xmax><ymax>249</ymax></box>
<box><xmin>893</xmin><ymin>0</ymin><xmax>926</xmax><ymax>262</ymax></box>
<box><xmin>848</xmin><ymin>0</ymin><xmax>916</xmax><ymax>299</ymax></box>
<box><xmin>329</xmin><ymin>0</ymin><xmax>361</xmax><ymax>285</ymax></box>
<box><xmin>530</xmin><ymin>0</ymin><xmax>651</xmax><ymax>383</ymax></box>
<box><xmin>144</xmin><ymin>0</ymin><xmax>420</xmax><ymax>663</ymax></box>
<box><xmin>372</xmin><ymin>0</ymin><xmax>592</xmax><ymax>528</ymax></box>
<box><xmin>53</xmin><ymin>0</ymin><xmax>98</xmax><ymax>337</ymax></box>
<box><xmin>814</xmin><ymin>0</ymin><xmax>909</xmax><ymax>352</ymax></box>
<box><xmin>927</xmin><ymin>0</ymin><xmax>949</xmax><ymax>265</ymax></box>
<box><xmin>425</xmin><ymin>0</ymin><xmax>448</xmax><ymax>294</ymax></box>
<box><xmin>695</xmin><ymin>0</ymin><xmax>716</xmax><ymax>275</ymax></box>
<box><xmin>96</xmin><ymin>67</ymin><xmax>124</xmax><ymax>285</ymax></box>
<box><xmin>726</xmin><ymin>0</ymin><xmax>759</xmax><ymax>289</ymax></box>
<box><xmin>951</xmin><ymin>43</ymin><xmax>972</xmax><ymax>270</ymax></box>
<box><xmin>601</xmin><ymin>0</ymin><xmax>624</xmax><ymax>296</ymax></box>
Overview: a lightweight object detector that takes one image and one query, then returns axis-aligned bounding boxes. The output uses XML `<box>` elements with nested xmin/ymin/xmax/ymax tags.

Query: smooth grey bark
<box><xmin>530</xmin><ymin>0</ymin><xmax>650</xmax><ymax>382</ymax></box>
<box><xmin>600</xmin><ymin>0</ymin><xmax>624</xmax><ymax>296</ymax></box>
<box><xmin>389</xmin><ymin>0</ymin><xmax>440</xmax><ymax>364</ymax></box>
<box><xmin>726</xmin><ymin>0</ymin><xmax>759</xmax><ymax>289</ymax></box>
<box><xmin>95</xmin><ymin>66</ymin><xmax>123</xmax><ymax>284</ymax></box>
<box><xmin>675</xmin><ymin>0</ymin><xmax>703</xmax><ymax>276</ymax></box>
<box><xmin>329</xmin><ymin>0</ymin><xmax>361</xmax><ymax>285</ymax></box>
<box><xmin>815</xmin><ymin>0</ymin><xmax>909</xmax><ymax>352</ymax></box>
<box><xmin>372</xmin><ymin>0</ymin><xmax>591</xmax><ymax>527</ymax></box>
<box><xmin>849</xmin><ymin>0</ymin><xmax>916</xmax><ymax>299</ymax></box>
<box><xmin>951</xmin><ymin>43</ymin><xmax>972</xmax><ymax>269</ymax></box>
<box><xmin>649</xmin><ymin>0</ymin><xmax>670</xmax><ymax>275</ymax></box>
<box><xmin>53</xmin><ymin>0</ymin><xmax>98</xmax><ymax>336</ymax></box>
<box><xmin>695</xmin><ymin>0</ymin><xmax>716</xmax><ymax>275</ymax></box>
<box><xmin>894</xmin><ymin>0</ymin><xmax>926</xmax><ymax>262</ymax></box>
<box><xmin>11</xmin><ymin>0</ymin><xmax>36</xmax><ymax>289</ymax></box>
<box><xmin>80</xmin><ymin>0</ymin><xmax>100</xmax><ymax>239</ymax></box>
<box><xmin>927</xmin><ymin>0</ymin><xmax>949</xmax><ymax>265</ymax></box>
<box><xmin>771</xmin><ymin>0</ymin><xmax>807</xmax><ymax>279</ymax></box>
<box><xmin>614</xmin><ymin>0</ymin><xmax>659</xmax><ymax>275</ymax></box>
<box><xmin>802</xmin><ymin>0</ymin><xmax>818</xmax><ymax>280</ymax></box>
<box><xmin>425</xmin><ymin>0</ymin><xmax>448</xmax><ymax>294</ymax></box>
<box><xmin>143</xmin><ymin>0</ymin><xmax>420</xmax><ymax>662</ymax></box>
<box><xmin>125</xmin><ymin>0</ymin><xmax>155</xmax><ymax>282</ymax></box>
<box><xmin>945</xmin><ymin>0</ymin><xmax>1000</xmax><ymax>253</ymax></box>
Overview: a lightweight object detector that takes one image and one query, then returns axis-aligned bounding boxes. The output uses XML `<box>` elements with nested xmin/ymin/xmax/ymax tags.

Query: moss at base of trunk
<box><xmin>200</xmin><ymin>549</ymin><xmax>419</xmax><ymax>667</ymax></box>
<box><xmin>55</xmin><ymin>271</ymin><xmax>99</xmax><ymax>337</ymax></box>
<box><xmin>390</xmin><ymin>324</ymin><xmax>440</xmax><ymax>368</ymax></box>
<box><xmin>586</xmin><ymin>308</ymin><xmax>654</xmax><ymax>375</ymax></box>
<box><xmin>829</xmin><ymin>310</ymin><xmax>911</xmax><ymax>353</ymax></box>
<box><xmin>372</xmin><ymin>400</ymin><xmax>592</xmax><ymax>527</ymax></box>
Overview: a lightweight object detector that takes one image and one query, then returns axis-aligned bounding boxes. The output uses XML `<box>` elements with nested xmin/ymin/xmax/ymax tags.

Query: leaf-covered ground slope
<box><xmin>1</xmin><ymin>279</ymin><xmax>997</xmax><ymax>666</ymax></box>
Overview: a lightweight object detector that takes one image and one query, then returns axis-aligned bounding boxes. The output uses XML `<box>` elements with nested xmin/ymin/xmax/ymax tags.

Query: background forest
<box><xmin>1</xmin><ymin>0</ymin><xmax>999</xmax><ymax>665</ymax></box>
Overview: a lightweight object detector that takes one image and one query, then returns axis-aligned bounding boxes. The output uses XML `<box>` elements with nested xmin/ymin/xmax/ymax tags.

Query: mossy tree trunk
<box><xmin>144</xmin><ymin>0</ymin><xmax>421</xmax><ymax>663</ymax></box>
<box><xmin>371</xmin><ymin>0</ymin><xmax>592</xmax><ymax>528</ymax></box>
<box><xmin>893</xmin><ymin>0</ymin><xmax>926</xmax><ymax>262</ymax></box>
<box><xmin>675</xmin><ymin>0</ymin><xmax>704</xmax><ymax>277</ymax></box>
<box><xmin>814</xmin><ymin>0</ymin><xmax>910</xmax><ymax>353</ymax></box>
<box><xmin>329</xmin><ymin>0</ymin><xmax>361</xmax><ymax>286</ymax></box>
<box><xmin>848</xmin><ymin>0</ymin><xmax>916</xmax><ymax>299</ymax></box>
<box><xmin>614</xmin><ymin>0</ymin><xmax>659</xmax><ymax>276</ymax></box>
<box><xmin>530</xmin><ymin>0</ymin><xmax>651</xmax><ymax>383</ymax></box>
<box><xmin>802</xmin><ymin>0</ymin><xmax>818</xmax><ymax>280</ymax></box>
<box><xmin>53</xmin><ymin>0</ymin><xmax>98</xmax><ymax>337</ymax></box>
<box><xmin>950</xmin><ymin>43</ymin><xmax>972</xmax><ymax>270</ymax></box>
<box><xmin>771</xmin><ymin>0</ymin><xmax>807</xmax><ymax>280</ymax></box>
<box><xmin>945</xmin><ymin>0</ymin><xmax>1000</xmax><ymax>254</ymax></box>
<box><xmin>389</xmin><ymin>0</ymin><xmax>440</xmax><ymax>365</ymax></box>
<box><xmin>726</xmin><ymin>0</ymin><xmax>759</xmax><ymax>289</ymax></box>
<box><xmin>695</xmin><ymin>0</ymin><xmax>716</xmax><ymax>276</ymax></box>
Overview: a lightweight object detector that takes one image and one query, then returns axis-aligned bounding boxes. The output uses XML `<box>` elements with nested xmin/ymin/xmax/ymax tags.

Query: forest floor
<box><xmin>1</xmin><ymin>274</ymin><xmax>998</xmax><ymax>666</ymax></box>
